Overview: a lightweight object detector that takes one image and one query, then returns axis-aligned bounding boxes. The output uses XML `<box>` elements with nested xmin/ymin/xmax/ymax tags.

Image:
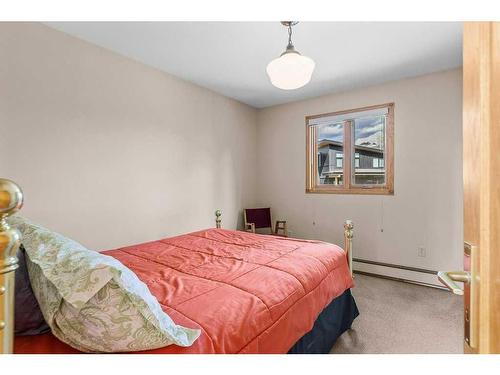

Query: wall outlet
<box><xmin>417</xmin><ymin>246</ymin><xmax>426</xmax><ymax>257</ymax></box>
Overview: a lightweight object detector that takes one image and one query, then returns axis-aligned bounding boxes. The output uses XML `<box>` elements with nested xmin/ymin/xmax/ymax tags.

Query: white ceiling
<box><xmin>45</xmin><ymin>22</ymin><xmax>463</xmax><ymax>108</ymax></box>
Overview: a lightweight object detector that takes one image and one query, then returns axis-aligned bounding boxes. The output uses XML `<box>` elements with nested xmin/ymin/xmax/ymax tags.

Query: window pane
<box><xmin>316</xmin><ymin>122</ymin><xmax>344</xmax><ymax>186</ymax></box>
<box><xmin>353</xmin><ymin>115</ymin><xmax>386</xmax><ymax>185</ymax></box>
<box><xmin>336</xmin><ymin>154</ymin><xmax>343</xmax><ymax>168</ymax></box>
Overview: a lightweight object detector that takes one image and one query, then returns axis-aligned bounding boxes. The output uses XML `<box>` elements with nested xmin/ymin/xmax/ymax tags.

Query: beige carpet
<box><xmin>330</xmin><ymin>274</ymin><xmax>463</xmax><ymax>354</ymax></box>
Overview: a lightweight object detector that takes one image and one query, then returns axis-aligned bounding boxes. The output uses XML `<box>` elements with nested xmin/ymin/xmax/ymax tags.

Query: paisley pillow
<box><xmin>8</xmin><ymin>216</ymin><xmax>200</xmax><ymax>353</ymax></box>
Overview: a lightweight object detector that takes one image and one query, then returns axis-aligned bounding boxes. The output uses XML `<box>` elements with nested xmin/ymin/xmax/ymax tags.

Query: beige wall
<box><xmin>256</xmin><ymin>69</ymin><xmax>463</xmax><ymax>285</ymax></box>
<box><xmin>0</xmin><ymin>23</ymin><xmax>463</xmax><ymax>286</ymax></box>
<box><xmin>0</xmin><ymin>23</ymin><xmax>258</xmax><ymax>250</ymax></box>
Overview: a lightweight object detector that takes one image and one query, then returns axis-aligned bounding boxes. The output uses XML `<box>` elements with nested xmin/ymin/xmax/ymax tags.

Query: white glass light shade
<box><xmin>266</xmin><ymin>52</ymin><xmax>315</xmax><ymax>90</ymax></box>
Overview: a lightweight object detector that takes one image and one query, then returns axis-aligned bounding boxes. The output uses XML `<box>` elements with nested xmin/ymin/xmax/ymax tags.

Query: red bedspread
<box><xmin>14</xmin><ymin>228</ymin><xmax>354</xmax><ymax>354</ymax></box>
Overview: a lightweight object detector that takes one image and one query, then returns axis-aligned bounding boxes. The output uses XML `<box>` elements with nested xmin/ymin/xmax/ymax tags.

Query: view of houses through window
<box><xmin>316</xmin><ymin>115</ymin><xmax>386</xmax><ymax>186</ymax></box>
<box><xmin>317</xmin><ymin>122</ymin><xmax>344</xmax><ymax>185</ymax></box>
<box><xmin>353</xmin><ymin>115</ymin><xmax>386</xmax><ymax>185</ymax></box>
<box><xmin>306</xmin><ymin>103</ymin><xmax>393</xmax><ymax>194</ymax></box>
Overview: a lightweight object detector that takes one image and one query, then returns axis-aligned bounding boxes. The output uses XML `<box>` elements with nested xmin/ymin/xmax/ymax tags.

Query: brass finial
<box><xmin>344</xmin><ymin>220</ymin><xmax>354</xmax><ymax>240</ymax></box>
<box><xmin>0</xmin><ymin>178</ymin><xmax>23</xmax><ymax>269</ymax></box>
<box><xmin>0</xmin><ymin>179</ymin><xmax>23</xmax><ymax>219</ymax></box>
<box><xmin>215</xmin><ymin>210</ymin><xmax>222</xmax><ymax>229</ymax></box>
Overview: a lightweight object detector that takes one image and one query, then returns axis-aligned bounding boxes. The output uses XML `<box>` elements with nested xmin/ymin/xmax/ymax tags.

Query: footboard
<box><xmin>214</xmin><ymin>210</ymin><xmax>354</xmax><ymax>276</ymax></box>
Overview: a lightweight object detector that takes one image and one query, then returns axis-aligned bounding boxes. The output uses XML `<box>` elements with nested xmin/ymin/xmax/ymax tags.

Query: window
<box><xmin>306</xmin><ymin>103</ymin><xmax>394</xmax><ymax>194</ymax></box>
<box><xmin>336</xmin><ymin>153</ymin><xmax>343</xmax><ymax>168</ymax></box>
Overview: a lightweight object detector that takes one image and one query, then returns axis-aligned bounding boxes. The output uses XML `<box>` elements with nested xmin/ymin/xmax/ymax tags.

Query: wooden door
<box><xmin>462</xmin><ymin>21</ymin><xmax>500</xmax><ymax>354</ymax></box>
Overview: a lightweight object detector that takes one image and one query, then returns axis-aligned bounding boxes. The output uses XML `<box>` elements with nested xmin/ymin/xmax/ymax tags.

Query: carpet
<box><xmin>330</xmin><ymin>274</ymin><xmax>463</xmax><ymax>353</ymax></box>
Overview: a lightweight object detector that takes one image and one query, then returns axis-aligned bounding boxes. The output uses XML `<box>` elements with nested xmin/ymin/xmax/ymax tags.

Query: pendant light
<box><xmin>266</xmin><ymin>21</ymin><xmax>315</xmax><ymax>90</ymax></box>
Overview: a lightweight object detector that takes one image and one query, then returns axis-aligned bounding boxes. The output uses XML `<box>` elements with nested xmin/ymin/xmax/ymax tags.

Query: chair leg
<box><xmin>275</xmin><ymin>221</ymin><xmax>288</xmax><ymax>237</ymax></box>
<box><xmin>245</xmin><ymin>222</ymin><xmax>256</xmax><ymax>233</ymax></box>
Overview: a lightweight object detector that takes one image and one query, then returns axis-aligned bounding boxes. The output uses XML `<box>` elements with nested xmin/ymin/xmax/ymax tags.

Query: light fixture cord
<box><xmin>287</xmin><ymin>24</ymin><xmax>293</xmax><ymax>48</ymax></box>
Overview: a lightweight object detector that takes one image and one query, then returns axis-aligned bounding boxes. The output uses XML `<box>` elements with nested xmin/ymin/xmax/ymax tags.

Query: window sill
<box><xmin>306</xmin><ymin>187</ymin><xmax>394</xmax><ymax>195</ymax></box>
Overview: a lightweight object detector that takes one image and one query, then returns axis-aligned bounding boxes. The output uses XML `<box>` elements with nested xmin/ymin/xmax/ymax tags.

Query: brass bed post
<box><xmin>215</xmin><ymin>210</ymin><xmax>222</xmax><ymax>229</ymax></box>
<box><xmin>0</xmin><ymin>179</ymin><xmax>24</xmax><ymax>354</ymax></box>
<box><xmin>344</xmin><ymin>220</ymin><xmax>354</xmax><ymax>276</ymax></box>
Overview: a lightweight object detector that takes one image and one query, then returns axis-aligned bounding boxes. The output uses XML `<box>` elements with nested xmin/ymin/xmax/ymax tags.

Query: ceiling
<box><xmin>45</xmin><ymin>22</ymin><xmax>463</xmax><ymax>108</ymax></box>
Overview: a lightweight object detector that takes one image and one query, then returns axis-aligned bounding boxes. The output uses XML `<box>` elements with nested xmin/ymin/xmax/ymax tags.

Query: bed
<box><xmin>0</xmin><ymin>179</ymin><xmax>358</xmax><ymax>354</ymax></box>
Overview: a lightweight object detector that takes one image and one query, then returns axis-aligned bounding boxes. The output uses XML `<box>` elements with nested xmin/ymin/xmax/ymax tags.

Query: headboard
<box><xmin>0</xmin><ymin>178</ymin><xmax>24</xmax><ymax>354</ymax></box>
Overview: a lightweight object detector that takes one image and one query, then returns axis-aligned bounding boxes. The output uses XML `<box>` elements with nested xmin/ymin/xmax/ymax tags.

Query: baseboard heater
<box><xmin>352</xmin><ymin>257</ymin><xmax>448</xmax><ymax>291</ymax></box>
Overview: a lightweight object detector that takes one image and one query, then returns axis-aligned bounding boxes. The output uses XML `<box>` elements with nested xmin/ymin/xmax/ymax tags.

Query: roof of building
<box><xmin>318</xmin><ymin>139</ymin><xmax>384</xmax><ymax>154</ymax></box>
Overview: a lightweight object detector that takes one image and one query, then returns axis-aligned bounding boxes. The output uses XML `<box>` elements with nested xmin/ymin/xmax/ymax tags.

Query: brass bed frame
<box><xmin>0</xmin><ymin>178</ymin><xmax>354</xmax><ymax>354</ymax></box>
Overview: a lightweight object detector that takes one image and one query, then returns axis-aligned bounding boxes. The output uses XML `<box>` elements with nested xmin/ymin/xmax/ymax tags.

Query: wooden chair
<box><xmin>243</xmin><ymin>207</ymin><xmax>287</xmax><ymax>237</ymax></box>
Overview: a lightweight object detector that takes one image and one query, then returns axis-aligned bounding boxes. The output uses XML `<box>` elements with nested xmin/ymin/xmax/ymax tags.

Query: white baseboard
<box><xmin>352</xmin><ymin>261</ymin><xmax>446</xmax><ymax>289</ymax></box>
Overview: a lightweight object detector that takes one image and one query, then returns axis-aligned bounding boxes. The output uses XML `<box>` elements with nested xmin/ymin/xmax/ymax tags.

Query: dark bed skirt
<box><xmin>288</xmin><ymin>289</ymin><xmax>359</xmax><ymax>354</ymax></box>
